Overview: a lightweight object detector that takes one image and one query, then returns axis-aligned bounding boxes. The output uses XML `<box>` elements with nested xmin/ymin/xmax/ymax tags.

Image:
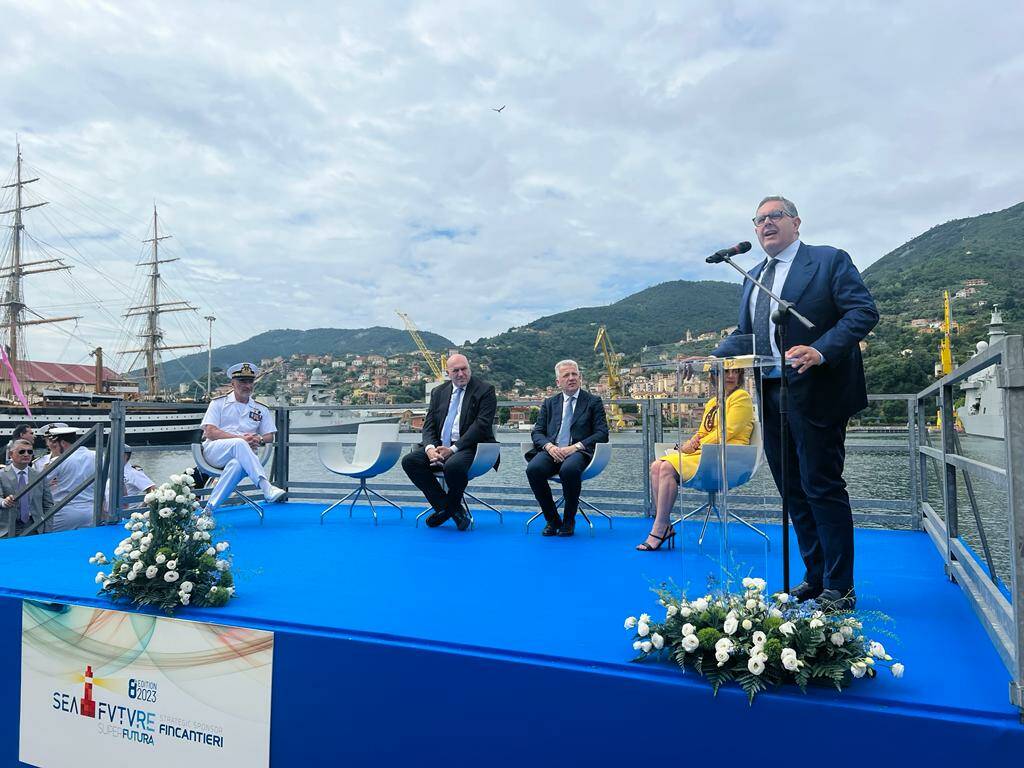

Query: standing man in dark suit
<box><xmin>714</xmin><ymin>195</ymin><xmax>878</xmax><ymax>610</ymax></box>
<box><xmin>525</xmin><ymin>360</ymin><xmax>609</xmax><ymax>537</ymax></box>
<box><xmin>0</xmin><ymin>439</ymin><xmax>53</xmax><ymax>537</ymax></box>
<box><xmin>402</xmin><ymin>353</ymin><xmax>498</xmax><ymax>532</ymax></box>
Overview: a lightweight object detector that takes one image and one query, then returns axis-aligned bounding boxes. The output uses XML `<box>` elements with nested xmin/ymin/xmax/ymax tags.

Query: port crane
<box><xmin>594</xmin><ymin>325</ymin><xmax>625</xmax><ymax>429</ymax></box>
<box><xmin>396</xmin><ymin>310</ymin><xmax>446</xmax><ymax>382</ymax></box>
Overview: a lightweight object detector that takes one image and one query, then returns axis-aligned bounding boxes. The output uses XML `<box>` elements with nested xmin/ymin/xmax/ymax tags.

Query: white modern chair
<box><xmin>191</xmin><ymin>442</ymin><xmax>275</xmax><ymax>522</ymax></box>
<box><xmin>414</xmin><ymin>442</ymin><xmax>503</xmax><ymax>528</ymax></box>
<box><xmin>656</xmin><ymin>420</ymin><xmax>767</xmax><ymax>546</ymax></box>
<box><xmin>317</xmin><ymin>423</ymin><xmax>405</xmax><ymax>525</ymax></box>
<box><xmin>522</xmin><ymin>442</ymin><xmax>613</xmax><ymax>536</ymax></box>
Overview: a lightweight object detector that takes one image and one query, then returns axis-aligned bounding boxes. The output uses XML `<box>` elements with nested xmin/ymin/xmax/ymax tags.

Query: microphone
<box><xmin>706</xmin><ymin>241</ymin><xmax>752</xmax><ymax>264</ymax></box>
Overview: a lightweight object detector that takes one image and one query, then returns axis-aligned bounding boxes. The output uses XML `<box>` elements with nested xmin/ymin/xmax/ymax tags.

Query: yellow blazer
<box><xmin>661</xmin><ymin>388</ymin><xmax>755</xmax><ymax>481</ymax></box>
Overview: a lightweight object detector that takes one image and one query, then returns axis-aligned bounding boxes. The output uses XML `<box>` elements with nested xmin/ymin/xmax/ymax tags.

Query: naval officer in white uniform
<box><xmin>46</xmin><ymin>426</ymin><xmax>99</xmax><ymax>531</ymax></box>
<box><xmin>201</xmin><ymin>362</ymin><xmax>285</xmax><ymax>506</ymax></box>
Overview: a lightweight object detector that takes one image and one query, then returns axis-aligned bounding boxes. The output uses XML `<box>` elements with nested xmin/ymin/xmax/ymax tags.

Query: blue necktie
<box><xmin>753</xmin><ymin>257</ymin><xmax>778</xmax><ymax>359</ymax></box>
<box><xmin>18</xmin><ymin>470</ymin><xmax>30</xmax><ymax>524</ymax></box>
<box><xmin>441</xmin><ymin>387</ymin><xmax>464</xmax><ymax>447</ymax></box>
<box><xmin>557</xmin><ymin>395</ymin><xmax>575</xmax><ymax>447</ymax></box>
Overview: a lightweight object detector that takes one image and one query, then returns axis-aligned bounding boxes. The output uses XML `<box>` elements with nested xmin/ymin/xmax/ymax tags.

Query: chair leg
<box><xmin>671</xmin><ymin>502</ymin><xmax>709</xmax><ymax>529</ymax></box>
<box><xmin>463</xmin><ymin>491</ymin><xmax>503</xmax><ymax>525</ymax></box>
<box><xmin>697</xmin><ymin>504</ymin><xmax>717</xmax><ymax>547</ymax></box>
<box><xmin>356</xmin><ymin>486</ymin><xmax>379</xmax><ymax>527</ymax></box>
<box><xmin>580</xmin><ymin>498</ymin><xmax>612</xmax><ymax>529</ymax></box>
<box><xmin>524</xmin><ymin>509</ymin><xmax>544</xmax><ymax>533</ymax></box>
<box><xmin>577</xmin><ymin>506</ymin><xmax>596</xmax><ymax>537</ymax></box>
<box><xmin>235</xmin><ymin>492</ymin><xmax>265</xmax><ymax>524</ymax></box>
<box><xmin>320</xmin><ymin>487</ymin><xmax>360</xmax><ymax>524</ymax></box>
<box><xmin>727</xmin><ymin>511</ymin><xmax>771</xmax><ymax>548</ymax></box>
<box><xmin>364</xmin><ymin>486</ymin><xmax>404</xmax><ymax>518</ymax></box>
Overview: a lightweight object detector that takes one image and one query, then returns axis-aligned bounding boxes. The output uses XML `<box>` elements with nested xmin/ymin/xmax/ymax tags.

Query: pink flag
<box><xmin>0</xmin><ymin>345</ymin><xmax>33</xmax><ymax>418</ymax></box>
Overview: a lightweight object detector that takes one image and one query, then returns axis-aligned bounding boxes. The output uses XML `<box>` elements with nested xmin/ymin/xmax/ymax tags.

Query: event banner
<box><xmin>19</xmin><ymin>601</ymin><xmax>273</xmax><ymax>768</ymax></box>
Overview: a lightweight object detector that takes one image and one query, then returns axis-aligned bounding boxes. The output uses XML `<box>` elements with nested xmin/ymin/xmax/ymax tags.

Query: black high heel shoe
<box><xmin>636</xmin><ymin>527</ymin><xmax>676</xmax><ymax>551</ymax></box>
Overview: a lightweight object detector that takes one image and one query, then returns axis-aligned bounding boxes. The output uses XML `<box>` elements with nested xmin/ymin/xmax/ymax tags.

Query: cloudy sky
<box><xmin>1</xmin><ymin>0</ymin><xmax>1022</xmax><ymax>370</ymax></box>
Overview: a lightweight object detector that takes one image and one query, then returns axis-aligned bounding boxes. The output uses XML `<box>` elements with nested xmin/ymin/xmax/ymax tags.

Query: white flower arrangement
<box><xmin>88</xmin><ymin>469</ymin><xmax>236</xmax><ymax>615</ymax></box>
<box><xmin>625</xmin><ymin>579</ymin><xmax>903</xmax><ymax>702</ymax></box>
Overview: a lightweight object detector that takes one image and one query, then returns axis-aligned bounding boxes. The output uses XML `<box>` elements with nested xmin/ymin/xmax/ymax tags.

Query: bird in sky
<box><xmin>491</xmin><ymin>105</ymin><xmax>505</xmax><ymax>113</ymax></box>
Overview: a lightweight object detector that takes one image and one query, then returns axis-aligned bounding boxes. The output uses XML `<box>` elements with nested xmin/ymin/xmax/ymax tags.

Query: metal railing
<box><xmin>912</xmin><ymin>334</ymin><xmax>1024</xmax><ymax>715</ymax></box>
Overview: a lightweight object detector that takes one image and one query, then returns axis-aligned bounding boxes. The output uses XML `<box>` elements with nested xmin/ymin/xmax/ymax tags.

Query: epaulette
<box><xmin>131</xmin><ymin>464</ymin><xmax>144</xmax><ymax>471</ymax></box>
<box><xmin>210</xmin><ymin>394</ymin><xmax>228</xmax><ymax>402</ymax></box>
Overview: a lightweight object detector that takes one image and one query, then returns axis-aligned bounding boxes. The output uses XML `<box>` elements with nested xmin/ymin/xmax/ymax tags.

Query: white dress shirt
<box><xmin>747</xmin><ymin>238</ymin><xmax>801</xmax><ymax>364</ymax></box>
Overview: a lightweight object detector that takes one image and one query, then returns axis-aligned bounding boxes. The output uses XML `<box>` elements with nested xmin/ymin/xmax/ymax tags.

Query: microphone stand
<box><xmin>716</xmin><ymin>254</ymin><xmax>814</xmax><ymax>593</ymax></box>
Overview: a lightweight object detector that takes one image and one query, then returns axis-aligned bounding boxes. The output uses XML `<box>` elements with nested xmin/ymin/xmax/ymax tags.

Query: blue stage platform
<box><xmin>1</xmin><ymin>501</ymin><xmax>1021</xmax><ymax>766</ymax></box>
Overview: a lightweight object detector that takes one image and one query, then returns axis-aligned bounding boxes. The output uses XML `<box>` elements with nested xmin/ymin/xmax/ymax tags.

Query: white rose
<box><xmin>175</xmin><ymin>495</ymin><xmax>186</xmax><ymax>504</ymax></box>
<box><xmin>769</xmin><ymin>607</ymin><xmax>783</xmax><ymax>618</ymax></box>
<box><xmin>681</xmin><ymin>623</ymin><xmax>695</xmax><ymax>637</ymax></box>
<box><xmin>206</xmin><ymin>547</ymin><xmax>216</xmax><ymax>556</ymax></box>
<box><xmin>679</xmin><ymin>606</ymin><xmax>692</xmax><ymax>618</ymax></box>
<box><xmin>94</xmin><ymin>572</ymin><xmax>106</xmax><ymax>583</ymax></box>
<box><xmin>180</xmin><ymin>593</ymin><xmax>191</xmax><ymax>605</ymax></box>
<box><xmin>851</xmin><ymin>663</ymin><xmax>866</xmax><ymax>679</ymax></box>
<box><xmin>780</xmin><ymin>648</ymin><xmax>796</xmax><ymax>660</ymax></box>
<box><xmin>742</xmin><ymin>619</ymin><xmax>753</xmax><ymax>631</ymax></box>
<box><xmin>119</xmin><ymin>564</ymin><xmax>129</xmax><ymax>573</ymax></box>
<box><xmin>870</xmin><ymin>641</ymin><xmax>887</xmax><ymax>658</ymax></box>
<box><xmin>841</xmin><ymin>625</ymin><xmax>854</xmax><ymax>639</ymax></box>
<box><xmin>748</xmin><ymin>657</ymin><xmax>765</xmax><ymax>676</ymax></box>
<box><xmin>750</xmin><ymin>578</ymin><xmax>766</xmax><ymax>592</ymax></box>
<box><xmin>163</xmin><ymin>571</ymin><xmax>179</xmax><ymax>582</ymax></box>
<box><xmin>127</xmin><ymin>571</ymin><xmax>137</xmax><ymax>581</ymax></box>
<box><xmin>891</xmin><ymin>663</ymin><xmax>905</xmax><ymax>679</ymax></box>
<box><xmin>782</xmin><ymin>655</ymin><xmax>801</xmax><ymax>672</ymax></box>
<box><xmin>745</xmin><ymin>599</ymin><xmax>757</xmax><ymax>610</ymax></box>
<box><xmin>775</xmin><ymin>592</ymin><xmax>790</xmax><ymax>603</ymax></box>
<box><xmin>681</xmin><ymin>634</ymin><xmax>699</xmax><ymax>652</ymax></box>
<box><xmin>624</xmin><ymin>616</ymin><xmax>637</xmax><ymax>630</ymax></box>
<box><xmin>192</xmin><ymin>532</ymin><xmax>202</xmax><ymax>540</ymax></box>
<box><xmin>170</xmin><ymin>474</ymin><xmax>182</xmax><ymax>484</ymax></box>
<box><xmin>166</xmin><ymin>559</ymin><xmax>177</xmax><ymax>570</ymax></box>
<box><xmin>742</xmin><ymin>577</ymin><xmax>754</xmax><ymax>588</ymax></box>
<box><xmin>810</xmin><ymin>618</ymin><xmax>824</xmax><ymax>629</ymax></box>
<box><xmin>779</xmin><ymin>621</ymin><xmax>796</xmax><ymax>637</ymax></box>
<box><xmin>830</xmin><ymin>632</ymin><xmax>845</xmax><ymax>646</ymax></box>
<box><xmin>637</xmin><ymin>621</ymin><xmax>650</xmax><ymax>637</ymax></box>
<box><xmin>146</xmin><ymin>565</ymin><xmax>158</xmax><ymax>578</ymax></box>
<box><xmin>752</xmin><ymin>631</ymin><xmax>767</xmax><ymax>645</ymax></box>
<box><xmin>130</xmin><ymin>531</ymin><xmax>142</xmax><ymax>540</ymax></box>
<box><xmin>144</xmin><ymin>492</ymin><xmax>157</xmax><ymax>504</ymax></box>
<box><xmin>640</xmin><ymin>641</ymin><xmax>652</xmax><ymax>653</ymax></box>
<box><xmin>639</xmin><ymin>613</ymin><xmax>651</xmax><ymax>623</ymax></box>
<box><xmin>132</xmin><ymin>561</ymin><xmax>143</xmax><ymax>572</ymax></box>
<box><xmin>156</xmin><ymin>553</ymin><xmax>166</xmax><ymax>564</ymax></box>
<box><xmin>180</xmin><ymin>581</ymin><xmax>194</xmax><ymax>593</ymax></box>
<box><xmin>692</xmin><ymin>598</ymin><xmax>708</xmax><ymax>611</ymax></box>
<box><xmin>215</xmin><ymin>559</ymin><xmax>229</xmax><ymax>571</ymax></box>
<box><xmin>715</xmin><ymin>650</ymin><xmax>730</xmax><ymax>664</ymax></box>
<box><xmin>632</xmin><ymin>641</ymin><xmax>642</xmax><ymax>651</ymax></box>
<box><xmin>665</xmin><ymin>604</ymin><xmax>678</xmax><ymax>618</ymax></box>
<box><xmin>88</xmin><ymin>556</ymin><xmax>96</xmax><ymax>564</ymax></box>
<box><xmin>723</xmin><ymin>616</ymin><xmax>738</xmax><ymax>635</ymax></box>
<box><xmin>715</xmin><ymin>638</ymin><xmax>733</xmax><ymax>653</ymax></box>
<box><xmin>113</xmin><ymin>547</ymin><xmax>124</xmax><ymax>557</ymax></box>
<box><xmin>159</xmin><ymin>507</ymin><xmax>173</xmax><ymax>518</ymax></box>
<box><xmin>162</xmin><ymin>489</ymin><xmax>176</xmax><ymax>502</ymax></box>
<box><xmin>185</xmin><ymin>467</ymin><xmax>195</xmax><ymax>475</ymax></box>
<box><xmin>651</xmin><ymin>633</ymin><xmax>665</xmax><ymax>650</ymax></box>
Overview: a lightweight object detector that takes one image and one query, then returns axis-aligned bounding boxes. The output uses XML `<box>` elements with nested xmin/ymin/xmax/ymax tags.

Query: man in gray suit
<box><xmin>1</xmin><ymin>438</ymin><xmax>53</xmax><ymax>537</ymax></box>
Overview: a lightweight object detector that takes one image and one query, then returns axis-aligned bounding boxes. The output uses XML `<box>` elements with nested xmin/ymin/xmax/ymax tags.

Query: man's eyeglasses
<box><xmin>752</xmin><ymin>210</ymin><xmax>793</xmax><ymax>227</ymax></box>
<box><xmin>13</xmin><ymin>449</ymin><xmax>33</xmax><ymax>456</ymax></box>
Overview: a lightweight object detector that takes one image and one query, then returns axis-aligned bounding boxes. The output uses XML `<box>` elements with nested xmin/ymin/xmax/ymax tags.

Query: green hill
<box><xmin>144</xmin><ymin>326</ymin><xmax>453</xmax><ymax>391</ymax></box>
<box><xmin>861</xmin><ymin>200</ymin><xmax>1024</xmax><ymax>399</ymax></box>
<box><xmin>462</xmin><ymin>280</ymin><xmax>742</xmax><ymax>388</ymax></box>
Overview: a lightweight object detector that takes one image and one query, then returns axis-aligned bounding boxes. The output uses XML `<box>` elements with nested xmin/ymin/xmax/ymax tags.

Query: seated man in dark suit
<box><xmin>401</xmin><ymin>353</ymin><xmax>498</xmax><ymax>532</ymax></box>
<box><xmin>525</xmin><ymin>360</ymin><xmax>609</xmax><ymax>537</ymax></box>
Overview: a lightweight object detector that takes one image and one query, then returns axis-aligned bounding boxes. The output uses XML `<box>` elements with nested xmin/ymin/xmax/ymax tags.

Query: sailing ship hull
<box><xmin>0</xmin><ymin>404</ymin><xmax>207</xmax><ymax>446</ymax></box>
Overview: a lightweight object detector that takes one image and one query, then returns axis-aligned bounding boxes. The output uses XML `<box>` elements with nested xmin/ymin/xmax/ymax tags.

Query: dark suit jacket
<box><xmin>420</xmin><ymin>376</ymin><xmax>498</xmax><ymax>457</ymax></box>
<box><xmin>0</xmin><ymin>465</ymin><xmax>53</xmax><ymax>534</ymax></box>
<box><xmin>714</xmin><ymin>242</ymin><xmax>879</xmax><ymax>425</ymax></box>
<box><xmin>526</xmin><ymin>389</ymin><xmax>609</xmax><ymax>460</ymax></box>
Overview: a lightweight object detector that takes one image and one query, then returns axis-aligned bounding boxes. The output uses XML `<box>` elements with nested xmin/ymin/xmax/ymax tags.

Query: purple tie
<box><xmin>17</xmin><ymin>470</ymin><xmax>30</xmax><ymax>524</ymax></box>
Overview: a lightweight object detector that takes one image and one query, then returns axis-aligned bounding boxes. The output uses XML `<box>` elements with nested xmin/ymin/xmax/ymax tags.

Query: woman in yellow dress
<box><xmin>637</xmin><ymin>367</ymin><xmax>755</xmax><ymax>551</ymax></box>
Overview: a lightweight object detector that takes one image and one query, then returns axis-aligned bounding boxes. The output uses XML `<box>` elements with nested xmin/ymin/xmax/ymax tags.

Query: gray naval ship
<box><xmin>957</xmin><ymin>306</ymin><xmax>1006</xmax><ymax>440</ymax></box>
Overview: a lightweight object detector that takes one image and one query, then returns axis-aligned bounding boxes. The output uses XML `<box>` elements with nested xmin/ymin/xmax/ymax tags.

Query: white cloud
<box><xmin>0</xmin><ymin>0</ymin><xmax>1021</xmax><ymax>367</ymax></box>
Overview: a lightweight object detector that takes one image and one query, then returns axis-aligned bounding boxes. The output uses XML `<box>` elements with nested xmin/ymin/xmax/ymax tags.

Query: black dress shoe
<box><xmin>817</xmin><ymin>588</ymin><xmax>857</xmax><ymax>611</ymax></box>
<box><xmin>542</xmin><ymin>523</ymin><xmax>560</xmax><ymax>536</ymax></box>
<box><xmin>556</xmin><ymin>524</ymin><xmax>575</xmax><ymax>537</ymax></box>
<box><xmin>425</xmin><ymin>509</ymin><xmax>451</xmax><ymax>528</ymax></box>
<box><xmin>451</xmin><ymin>509</ymin><xmax>472</xmax><ymax>532</ymax></box>
<box><xmin>790</xmin><ymin>581</ymin><xmax>823</xmax><ymax>602</ymax></box>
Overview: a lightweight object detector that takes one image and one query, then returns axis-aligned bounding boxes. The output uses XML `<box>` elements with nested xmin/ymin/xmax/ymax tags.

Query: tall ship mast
<box><xmin>0</xmin><ymin>142</ymin><xmax>80</xmax><ymax>399</ymax></box>
<box><xmin>120</xmin><ymin>206</ymin><xmax>202</xmax><ymax>398</ymax></box>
